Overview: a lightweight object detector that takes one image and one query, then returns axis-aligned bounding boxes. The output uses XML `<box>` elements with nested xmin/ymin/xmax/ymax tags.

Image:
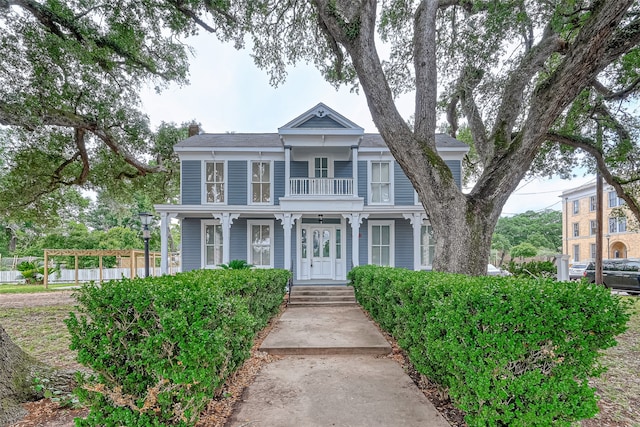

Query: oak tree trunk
<box><xmin>0</xmin><ymin>325</ymin><xmax>74</xmax><ymax>426</ymax></box>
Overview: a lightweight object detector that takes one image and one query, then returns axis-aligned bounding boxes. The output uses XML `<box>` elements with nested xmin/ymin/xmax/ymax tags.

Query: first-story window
<box><xmin>203</xmin><ymin>221</ymin><xmax>223</xmax><ymax>267</ymax></box>
<box><xmin>420</xmin><ymin>224</ymin><xmax>435</xmax><ymax>268</ymax></box>
<box><xmin>248</xmin><ymin>220</ymin><xmax>273</xmax><ymax>268</ymax></box>
<box><xmin>573</xmin><ymin>244</ymin><xmax>580</xmax><ymax>262</ymax></box>
<box><xmin>369</xmin><ymin>221</ymin><xmax>394</xmax><ymax>266</ymax></box>
<box><xmin>590</xmin><ymin>243</ymin><xmax>597</xmax><ymax>260</ymax></box>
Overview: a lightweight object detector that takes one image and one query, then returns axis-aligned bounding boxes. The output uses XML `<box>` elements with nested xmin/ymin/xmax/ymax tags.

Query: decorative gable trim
<box><xmin>278</xmin><ymin>102</ymin><xmax>364</xmax><ymax>136</ymax></box>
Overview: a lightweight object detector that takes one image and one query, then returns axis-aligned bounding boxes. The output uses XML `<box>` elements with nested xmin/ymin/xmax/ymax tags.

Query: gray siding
<box><xmin>358</xmin><ymin>160</ymin><xmax>367</xmax><ymax>205</ymax></box>
<box><xmin>230</xmin><ymin>218</ymin><xmax>247</xmax><ymax>262</ymax></box>
<box><xmin>274</xmin><ymin>161</ymin><xmax>285</xmax><ymax>205</ymax></box>
<box><xmin>181</xmin><ymin>161</ymin><xmax>201</xmax><ymax>204</ymax></box>
<box><xmin>291</xmin><ymin>161</ymin><xmax>308</xmax><ymax>178</ymax></box>
<box><xmin>297</xmin><ymin>115</ymin><xmax>346</xmax><ymax>128</ymax></box>
<box><xmin>181</xmin><ymin>218</ymin><xmax>201</xmax><ymax>271</ymax></box>
<box><xmin>228</xmin><ymin>160</ymin><xmax>247</xmax><ymax>205</ymax></box>
<box><xmin>445</xmin><ymin>159</ymin><xmax>462</xmax><ymax>189</ymax></box>
<box><xmin>359</xmin><ymin>219</ymin><xmax>368</xmax><ymax>266</ymax></box>
<box><xmin>334</xmin><ymin>160</ymin><xmax>352</xmax><ymax>178</ymax></box>
<box><xmin>394</xmin><ymin>162</ymin><xmax>415</xmax><ymax>206</ymax></box>
<box><xmin>395</xmin><ymin>219</ymin><xmax>414</xmax><ymax>269</ymax></box>
<box><xmin>274</xmin><ymin>224</ymin><xmax>284</xmax><ymax>269</ymax></box>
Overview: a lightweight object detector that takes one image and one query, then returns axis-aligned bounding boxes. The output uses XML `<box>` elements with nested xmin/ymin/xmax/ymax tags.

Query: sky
<box><xmin>140</xmin><ymin>35</ymin><xmax>595</xmax><ymax>216</ymax></box>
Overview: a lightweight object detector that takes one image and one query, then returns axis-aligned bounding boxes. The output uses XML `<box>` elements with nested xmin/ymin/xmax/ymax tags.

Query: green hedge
<box><xmin>65</xmin><ymin>268</ymin><xmax>289</xmax><ymax>426</ymax></box>
<box><xmin>348</xmin><ymin>266</ymin><xmax>630</xmax><ymax>426</ymax></box>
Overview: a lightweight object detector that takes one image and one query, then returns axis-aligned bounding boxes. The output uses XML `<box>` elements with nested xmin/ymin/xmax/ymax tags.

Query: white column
<box><xmin>160</xmin><ymin>212</ymin><xmax>168</xmax><ymax>275</ymax></box>
<box><xmin>213</xmin><ymin>213</ymin><xmax>239</xmax><ymax>264</ymax></box>
<box><xmin>403</xmin><ymin>213</ymin><xmax>427</xmax><ymax>270</ymax></box>
<box><xmin>276</xmin><ymin>213</ymin><xmax>301</xmax><ymax>271</ymax></box>
<box><xmin>343</xmin><ymin>213</ymin><xmax>368</xmax><ymax>267</ymax></box>
<box><xmin>284</xmin><ymin>145</ymin><xmax>291</xmax><ymax>197</ymax></box>
<box><xmin>351</xmin><ymin>145</ymin><xmax>358</xmax><ymax>196</ymax></box>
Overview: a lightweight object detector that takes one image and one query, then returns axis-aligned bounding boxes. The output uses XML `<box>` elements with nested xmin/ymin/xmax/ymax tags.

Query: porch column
<box><xmin>160</xmin><ymin>212</ymin><xmax>168</xmax><ymax>274</ymax></box>
<box><xmin>276</xmin><ymin>213</ymin><xmax>301</xmax><ymax>271</ymax></box>
<box><xmin>284</xmin><ymin>145</ymin><xmax>292</xmax><ymax>197</ymax></box>
<box><xmin>213</xmin><ymin>213</ymin><xmax>240</xmax><ymax>264</ymax></box>
<box><xmin>351</xmin><ymin>145</ymin><xmax>358</xmax><ymax>196</ymax></box>
<box><xmin>403</xmin><ymin>213</ymin><xmax>428</xmax><ymax>270</ymax></box>
<box><xmin>343</xmin><ymin>213</ymin><xmax>368</xmax><ymax>268</ymax></box>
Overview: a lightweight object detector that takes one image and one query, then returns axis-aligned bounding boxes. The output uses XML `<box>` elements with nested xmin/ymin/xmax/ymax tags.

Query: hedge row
<box><xmin>65</xmin><ymin>268</ymin><xmax>289</xmax><ymax>426</ymax></box>
<box><xmin>348</xmin><ymin>265</ymin><xmax>630</xmax><ymax>426</ymax></box>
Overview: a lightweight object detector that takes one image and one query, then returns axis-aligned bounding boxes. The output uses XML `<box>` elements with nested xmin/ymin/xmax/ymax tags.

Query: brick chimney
<box><xmin>188</xmin><ymin>124</ymin><xmax>199</xmax><ymax>137</ymax></box>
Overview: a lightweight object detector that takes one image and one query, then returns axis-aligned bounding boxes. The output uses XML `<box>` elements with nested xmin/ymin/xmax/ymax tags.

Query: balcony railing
<box><xmin>289</xmin><ymin>178</ymin><xmax>354</xmax><ymax>196</ymax></box>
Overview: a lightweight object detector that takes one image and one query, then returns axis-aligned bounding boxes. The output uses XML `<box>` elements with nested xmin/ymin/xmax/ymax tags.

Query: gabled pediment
<box><xmin>279</xmin><ymin>103</ymin><xmax>364</xmax><ymax>136</ymax></box>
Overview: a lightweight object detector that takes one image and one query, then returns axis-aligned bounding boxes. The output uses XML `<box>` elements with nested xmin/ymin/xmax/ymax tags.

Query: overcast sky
<box><xmin>140</xmin><ymin>34</ymin><xmax>594</xmax><ymax>216</ymax></box>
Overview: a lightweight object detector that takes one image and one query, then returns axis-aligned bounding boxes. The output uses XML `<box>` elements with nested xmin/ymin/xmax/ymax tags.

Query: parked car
<box><xmin>569</xmin><ymin>263</ymin><xmax>589</xmax><ymax>280</ymax></box>
<box><xmin>584</xmin><ymin>259</ymin><xmax>640</xmax><ymax>294</ymax></box>
<box><xmin>487</xmin><ymin>264</ymin><xmax>511</xmax><ymax>276</ymax></box>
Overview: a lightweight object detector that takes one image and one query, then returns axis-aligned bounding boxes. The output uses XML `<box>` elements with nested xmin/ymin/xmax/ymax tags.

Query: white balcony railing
<box><xmin>289</xmin><ymin>178</ymin><xmax>354</xmax><ymax>196</ymax></box>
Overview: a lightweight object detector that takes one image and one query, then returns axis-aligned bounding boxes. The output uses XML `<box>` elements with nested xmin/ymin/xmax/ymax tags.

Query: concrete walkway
<box><xmin>227</xmin><ymin>305</ymin><xmax>451</xmax><ymax>427</ymax></box>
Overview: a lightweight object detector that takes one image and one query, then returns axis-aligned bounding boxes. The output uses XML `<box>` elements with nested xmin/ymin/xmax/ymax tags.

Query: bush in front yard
<box><xmin>349</xmin><ymin>266</ymin><xmax>630</xmax><ymax>426</ymax></box>
<box><xmin>66</xmin><ymin>268</ymin><xmax>289</xmax><ymax>426</ymax></box>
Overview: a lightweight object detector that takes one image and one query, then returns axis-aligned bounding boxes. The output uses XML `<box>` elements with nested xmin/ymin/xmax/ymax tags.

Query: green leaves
<box><xmin>349</xmin><ymin>265</ymin><xmax>631</xmax><ymax>426</ymax></box>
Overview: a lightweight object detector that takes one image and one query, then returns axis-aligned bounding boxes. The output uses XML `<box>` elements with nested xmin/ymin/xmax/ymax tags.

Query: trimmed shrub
<box><xmin>507</xmin><ymin>260</ymin><xmax>556</xmax><ymax>278</ymax></box>
<box><xmin>349</xmin><ymin>265</ymin><xmax>630</xmax><ymax>426</ymax></box>
<box><xmin>66</xmin><ymin>268</ymin><xmax>289</xmax><ymax>426</ymax></box>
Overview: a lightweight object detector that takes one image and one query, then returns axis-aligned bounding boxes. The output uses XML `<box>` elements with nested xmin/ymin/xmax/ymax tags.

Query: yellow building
<box><xmin>561</xmin><ymin>182</ymin><xmax>640</xmax><ymax>263</ymax></box>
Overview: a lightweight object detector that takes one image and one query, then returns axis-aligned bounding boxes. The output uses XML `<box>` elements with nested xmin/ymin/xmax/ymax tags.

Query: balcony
<box><xmin>289</xmin><ymin>178</ymin><xmax>354</xmax><ymax>196</ymax></box>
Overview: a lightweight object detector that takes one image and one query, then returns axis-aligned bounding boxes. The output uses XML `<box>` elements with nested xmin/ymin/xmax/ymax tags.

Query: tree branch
<box><xmin>547</xmin><ymin>131</ymin><xmax>640</xmax><ymax>223</ymax></box>
<box><xmin>413</xmin><ymin>0</ymin><xmax>438</xmax><ymax>139</ymax></box>
<box><xmin>592</xmin><ymin>77</ymin><xmax>640</xmax><ymax>101</ymax></box>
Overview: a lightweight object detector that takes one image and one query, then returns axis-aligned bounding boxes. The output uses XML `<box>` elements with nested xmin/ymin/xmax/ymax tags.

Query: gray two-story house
<box><xmin>155</xmin><ymin>103</ymin><xmax>468</xmax><ymax>283</ymax></box>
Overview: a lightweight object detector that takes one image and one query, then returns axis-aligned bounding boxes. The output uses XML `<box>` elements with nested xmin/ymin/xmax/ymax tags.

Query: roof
<box><xmin>175</xmin><ymin>132</ymin><xmax>469</xmax><ymax>150</ymax></box>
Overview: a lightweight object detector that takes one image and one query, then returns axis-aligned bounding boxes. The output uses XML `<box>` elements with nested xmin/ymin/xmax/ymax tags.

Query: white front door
<box><xmin>300</xmin><ymin>225</ymin><xmax>335</xmax><ymax>280</ymax></box>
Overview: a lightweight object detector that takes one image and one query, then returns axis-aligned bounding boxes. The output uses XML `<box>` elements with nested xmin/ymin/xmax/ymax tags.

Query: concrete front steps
<box><xmin>288</xmin><ymin>284</ymin><xmax>356</xmax><ymax>306</ymax></box>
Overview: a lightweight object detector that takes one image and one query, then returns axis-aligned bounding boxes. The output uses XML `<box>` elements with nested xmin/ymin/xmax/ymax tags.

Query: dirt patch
<box><xmin>0</xmin><ymin>291</ymin><xmax>75</xmax><ymax>309</ymax></box>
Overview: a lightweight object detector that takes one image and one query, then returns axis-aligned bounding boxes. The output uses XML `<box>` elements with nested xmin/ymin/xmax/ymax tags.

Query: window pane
<box><xmin>261</xmin><ymin>183</ymin><xmax>270</xmax><ymax>202</ymax></box>
<box><xmin>609</xmin><ymin>218</ymin><xmax>616</xmax><ymax>233</ymax></box>
<box><xmin>323</xmin><ymin>230</ymin><xmax>330</xmax><ymax>257</ymax></box>
<box><xmin>381</xmin><ymin>184</ymin><xmax>390</xmax><ymax>202</ymax></box>
<box><xmin>381</xmin><ymin>225</ymin><xmax>390</xmax><ymax>245</ymax></box>
<box><xmin>206</xmin><ymin>163</ymin><xmax>215</xmax><ymax>181</ymax></box>
<box><xmin>372</xmin><ymin>226</ymin><xmax>381</xmax><ymax>245</ymax></box>
<box><xmin>619</xmin><ymin>218</ymin><xmax>627</xmax><ymax>232</ymax></box>
<box><xmin>313</xmin><ymin>230</ymin><xmax>320</xmax><ymax>257</ymax></box>
<box><xmin>215</xmin><ymin>162</ymin><xmax>224</xmax><ymax>179</ymax></box>
<box><xmin>380</xmin><ymin>162</ymin><xmax>389</xmax><ymax>181</ymax></box>
<box><xmin>381</xmin><ymin>246</ymin><xmax>390</xmax><ymax>265</ymax></box>
<box><xmin>336</xmin><ymin>229</ymin><xmax>341</xmax><ymax>259</ymax></box>
<box><xmin>252</xmin><ymin>162</ymin><xmax>260</xmax><ymax>181</ymax></box>
<box><xmin>372</xmin><ymin>247</ymin><xmax>381</xmax><ymax>265</ymax></box>
<box><xmin>206</xmin><ymin>247</ymin><xmax>216</xmax><ymax>265</ymax></box>
<box><xmin>301</xmin><ymin>229</ymin><xmax>307</xmax><ymax>258</ymax></box>
<box><xmin>372</xmin><ymin>163</ymin><xmax>380</xmax><ymax>182</ymax></box>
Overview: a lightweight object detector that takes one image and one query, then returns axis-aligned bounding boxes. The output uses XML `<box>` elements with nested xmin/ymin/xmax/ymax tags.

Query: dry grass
<box><xmin>0</xmin><ymin>305</ymin><xmax>81</xmax><ymax>370</ymax></box>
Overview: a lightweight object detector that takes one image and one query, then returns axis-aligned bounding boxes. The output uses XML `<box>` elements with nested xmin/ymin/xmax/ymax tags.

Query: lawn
<box><xmin>0</xmin><ymin>283</ymin><xmax>76</xmax><ymax>294</ymax></box>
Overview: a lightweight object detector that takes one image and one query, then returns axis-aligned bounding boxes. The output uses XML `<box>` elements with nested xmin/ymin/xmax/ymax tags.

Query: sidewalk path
<box><xmin>227</xmin><ymin>305</ymin><xmax>450</xmax><ymax>427</ymax></box>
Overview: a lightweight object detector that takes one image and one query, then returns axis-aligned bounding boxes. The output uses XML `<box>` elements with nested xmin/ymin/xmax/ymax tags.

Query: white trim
<box><xmin>419</xmin><ymin>223</ymin><xmax>435</xmax><ymax>269</ymax></box>
<box><xmin>309</xmin><ymin>156</ymin><xmax>333</xmax><ymax>178</ymax></box>
<box><xmin>202</xmin><ymin>160</ymin><xmax>228</xmax><ymax>205</ymax></box>
<box><xmin>248</xmin><ymin>160</ymin><xmax>274</xmax><ymax>205</ymax></box>
<box><xmin>368</xmin><ymin>160</ymin><xmax>394</xmax><ymax>205</ymax></box>
<box><xmin>247</xmin><ymin>220</ymin><xmax>275</xmax><ymax>268</ymax></box>
<box><xmin>201</xmin><ymin>219</ymin><xmax>223</xmax><ymax>268</ymax></box>
<box><xmin>368</xmin><ymin>220</ymin><xmax>395</xmax><ymax>267</ymax></box>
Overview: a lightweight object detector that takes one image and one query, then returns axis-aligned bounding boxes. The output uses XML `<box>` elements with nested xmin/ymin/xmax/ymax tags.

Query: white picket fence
<box><xmin>0</xmin><ymin>267</ymin><xmax>165</xmax><ymax>284</ymax></box>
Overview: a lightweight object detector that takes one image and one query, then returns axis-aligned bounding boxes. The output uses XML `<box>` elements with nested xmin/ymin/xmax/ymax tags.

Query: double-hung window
<box><xmin>370</xmin><ymin>161</ymin><xmax>391</xmax><ymax>204</ymax></box>
<box><xmin>203</xmin><ymin>221</ymin><xmax>223</xmax><ymax>267</ymax></box>
<box><xmin>248</xmin><ymin>220</ymin><xmax>273</xmax><ymax>267</ymax></box>
<box><xmin>572</xmin><ymin>223</ymin><xmax>580</xmax><ymax>237</ymax></box>
<box><xmin>205</xmin><ymin>161</ymin><xmax>225</xmax><ymax>203</ymax></box>
<box><xmin>369</xmin><ymin>221</ymin><xmax>394</xmax><ymax>266</ymax></box>
<box><xmin>251</xmin><ymin>161</ymin><xmax>271</xmax><ymax>204</ymax></box>
<box><xmin>589</xmin><ymin>220</ymin><xmax>597</xmax><ymax>236</ymax></box>
<box><xmin>608</xmin><ymin>191</ymin><xmax>625</xmax><ymax>208</ymax></box>
<box><xmin>609</xmin><ymin>217</ymin><xmax>627</xmax><ymax>233</ymax></box>
<box><xmin>420</xmin><ymin>225</ymin><xmax>435</xmax><ymax>268</ymax></box>
<box><xmin>589</xmin><ymin>196</ymin><xmax>596</xmax><ymax>212</ymax></box>
<box><xmin>572</xmin><ymin>200</ymin><xmax>579</xmax><ymax>214</ymax></box>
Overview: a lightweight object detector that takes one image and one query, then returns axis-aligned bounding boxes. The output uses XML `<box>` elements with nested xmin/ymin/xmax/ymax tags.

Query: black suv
<box><xmin>584</xmin><ymin>259</ymin><xmax>640</xmax><ymax>294</ymax></box>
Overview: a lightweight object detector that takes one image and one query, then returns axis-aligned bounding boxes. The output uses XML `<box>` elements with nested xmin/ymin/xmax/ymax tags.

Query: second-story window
<box><xmin>609</xmin><ymin>217</ymin><xmax>627</xmax><ymax>233</ymax></box>
<box><xmin>589</xmin><ymin>196</ymin><xmax>596</xmax><ymax>212</ymax></box>
<box><xmin>205</xmin><ymin>161</ymin><xmax>225</xmax><ymax>203</ymax></box>
<box><xmin>371</xmin><ymin>161</ymin><xmax>391</xmax><ymax>204</ymax></box>
<box><xmin>251</xmin><ymin>161</ymin><xmax>271</xmax><ymax>204</ymax></box>
<box><xmin>573</xmin><ymin>222</ymin><xmax>580</xmax><ymax>237</ymax></box>
<box><xmin>572</xmin><ymin>200</ymin><xmax>579</xmax><ymax>214</ymax></box>
<box><xmin>590</xmin><ymin>220</ymin><xmax>597</xmax><ymax>236</ymax></box>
